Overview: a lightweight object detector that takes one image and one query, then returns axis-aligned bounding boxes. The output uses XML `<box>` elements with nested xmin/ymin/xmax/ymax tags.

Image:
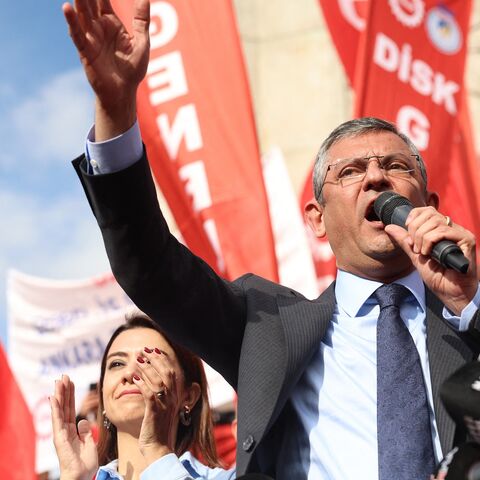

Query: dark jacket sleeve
<box><xmin>72</xmin><ymin>152</ymin><xmax>247</xmax><ymax>388</ymax></box>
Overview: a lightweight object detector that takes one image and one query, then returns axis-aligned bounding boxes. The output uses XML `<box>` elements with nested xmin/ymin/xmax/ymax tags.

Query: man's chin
<box><xmin>365</xmin><ymin>232</ymin><xmax>394</xmax><ymax>250</ymax></box>
<box><xmin>367</xmin><ymin>240</ymin><xmax>415</xmax><ymax>274</ymax></box>
<box><xmin>369</xmin><ymin>245</ymin><xmax>398</xmax><ymax>259</ymax></box>
<box><xmin>364</xmin><ymin>237</ymin><xmax>407</xmax><ymax>262</ymax></box>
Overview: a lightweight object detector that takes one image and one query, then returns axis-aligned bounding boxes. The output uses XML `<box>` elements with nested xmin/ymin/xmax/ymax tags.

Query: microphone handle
<box><xmin>431</xmin><ymin>241</ymin><xmax>469</xmax><ymax>274</ymax></box>
<box><xmin>390</xmin><ymin>205</ymin><xmax>469</xmax><ymax>274</ymax></box>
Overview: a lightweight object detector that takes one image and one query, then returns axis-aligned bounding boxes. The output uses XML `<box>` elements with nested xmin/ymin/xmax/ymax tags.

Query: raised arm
<box><xmin>62</xmin><ymin>0</ymin><xmax>150</xmax><ymax>140</ymax></box>
<box><xmin>65</xmin><ymin>0</ymin><xmax>246</xmax><ymax>387</ymax></box>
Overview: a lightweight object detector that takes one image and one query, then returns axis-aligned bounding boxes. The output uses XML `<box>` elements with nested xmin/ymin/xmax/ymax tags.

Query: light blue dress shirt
<box><xmin>283</xmin><ymin>269</ymin><xmax>480</xmax><ymax>479</ymax></box>
<box><xmin>85</xmin><ymin>122</ymin><xmax>143</xmax><ymax>174</ymax></box>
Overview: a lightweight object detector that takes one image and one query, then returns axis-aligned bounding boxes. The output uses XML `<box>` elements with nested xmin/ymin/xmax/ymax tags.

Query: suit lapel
<box><xmin>277</xmin><ymin>283</ymin><xmax>336</xmax><ymax>407</ymax></box>
<box><xmin>426</xmin><ymin>288</ymin><xmax>476</xmax><ymax>454</ymax></box>
<box><xmin>236</xmin><ymin>284</ymin><xmax>335</xmax><ymax>474</ymax></box>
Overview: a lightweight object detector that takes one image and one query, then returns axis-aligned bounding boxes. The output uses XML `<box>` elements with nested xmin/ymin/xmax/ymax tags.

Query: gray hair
<box><xmin>312</xmin><ymin>117</ymin><xmax>428</xmax><ymax>203</ymax></box>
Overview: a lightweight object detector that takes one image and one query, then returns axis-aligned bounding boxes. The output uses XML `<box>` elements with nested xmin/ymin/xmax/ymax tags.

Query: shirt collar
<box><xmin>335</xmin><ymin>269</ymin><xmax>426</xmax><ymax>317</ymax></box>
<box><xmin>97</xmin><ymin>459</ymin><xmax>121</xmax><ymax>479</ymax></box>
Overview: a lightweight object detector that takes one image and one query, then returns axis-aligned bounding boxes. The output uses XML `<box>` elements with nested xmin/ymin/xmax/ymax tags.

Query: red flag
<box><xmin>354</xmin><ymin>0</ymin><xmax>480</xmax><ymax>234</ymax></box>
<box><xmin>317</xmin><ymin>0</ymin><xmax>368</xmax><ymax>85</ymax></box>
<box><xmin>112</xmin><ymin>0</ymin><xmax>278</xmax><ymax>281</ymax></box>
<box><xmin>443</xmin><ymin>95</ymin><xmax>480</xmax><ymax>235</ymax></box>
<box><xmin>0</xmin><ymin>343</ymin><xmax>36</xmax><ymax>479</ymax></box>
<box><xmin>214</xmin><ymin>422</ymin><xmax>236</xmax><ymax>468</ymax></box>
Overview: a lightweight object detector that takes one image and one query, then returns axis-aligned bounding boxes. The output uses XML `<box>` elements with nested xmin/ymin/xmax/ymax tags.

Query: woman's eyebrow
<box><xmin>106</xmin><ymin>351</ymin><xmax>128</xmax><ymax>360</ymax></box>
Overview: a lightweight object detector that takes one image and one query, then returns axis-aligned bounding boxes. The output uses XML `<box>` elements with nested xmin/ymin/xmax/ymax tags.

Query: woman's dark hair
<box><xmin>96</xmin><ymin>313</ymin><xmax>219</xmax><ymax>467</ymax></box>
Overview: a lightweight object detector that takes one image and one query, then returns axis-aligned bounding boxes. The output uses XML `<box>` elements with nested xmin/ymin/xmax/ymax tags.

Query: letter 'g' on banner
<box><xmin>354</xmin><ymin>0</ymin><xmax>480</xmax><ymax>234</ymax></box>
<box><xmin>111</xmin><ymin>0</ymin><xmax>279</xmax><ymax>282</ymax></box>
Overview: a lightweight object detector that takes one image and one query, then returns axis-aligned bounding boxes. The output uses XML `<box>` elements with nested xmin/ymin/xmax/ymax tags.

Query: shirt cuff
<box><xmin>140</xmin><ymin>453</ymin><xmax>193</xmax><ymax>480</ymax></box>
<box><xmin>443</xmin><ymin>283</ymin><xmax>480</xmax><ymax>331</ymax></box>
<box><xmin>85</xmin><ymin>120</ymin><xmax>143</xmax><ymax>174</ymax></box>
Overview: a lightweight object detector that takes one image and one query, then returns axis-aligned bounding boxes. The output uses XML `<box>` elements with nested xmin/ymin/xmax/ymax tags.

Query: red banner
<box><xmin>0</xmin><ymin>344</ymin><xmax>36</xmax><ymax>479</ymax></box>
<box><xmin>112</xmin><ymin>0</ymin><xmax>278</xmax><ymax>281</ymax></box>
<box><xmin>354</xmin><ymin>0</ymin><xmax>480</xmax><ymax>234</ymax></box>
<box><xmin>317</xmin><ymin>0</ymin><xmax>368</xmax><ymax>85</ymax></box>
<box><xmin>445</xmin><ymin>95</ymin><xmax>480</xmax><ymax>234</ymax></box>
<box><xmin>304</xmin><ymin>0</ymin><xmax>480</xmax><ymax>284</ymax></box>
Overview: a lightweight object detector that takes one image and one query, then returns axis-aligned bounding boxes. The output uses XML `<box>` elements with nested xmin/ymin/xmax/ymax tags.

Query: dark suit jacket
<box><xmin>74</xmin><ymin>152</ymin><xmax>480</xmax><ymax>478</ymax></box>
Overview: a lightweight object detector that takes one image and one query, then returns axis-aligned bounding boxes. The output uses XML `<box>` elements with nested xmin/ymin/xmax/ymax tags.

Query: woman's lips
<box><xmin>118</xmin><ymin>389</ymin><xmax>142</xmax><ymax>398</ymax></box>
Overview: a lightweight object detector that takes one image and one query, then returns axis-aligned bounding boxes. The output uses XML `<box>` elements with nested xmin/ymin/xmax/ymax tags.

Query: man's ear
<box><xmin>426</xmin><ymin>190</ymin><xmax>439</xmax><ymax>209</ymax></box>
<box><xmin>304</xmin><ymin>199</ymin><xmax>326</xmax><ymax>238</ymax></box>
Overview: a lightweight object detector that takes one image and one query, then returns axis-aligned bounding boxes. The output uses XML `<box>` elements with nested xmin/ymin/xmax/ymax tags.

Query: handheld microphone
<box><xmin>373</xmin><ymin>191</ymin><xmax>469</xmax><ymax>274</ymax></box>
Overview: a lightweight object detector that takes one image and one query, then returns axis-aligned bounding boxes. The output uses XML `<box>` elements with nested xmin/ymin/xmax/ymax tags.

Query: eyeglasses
<box><xmin>319</xmin><ymin>153</ymin><xmax>420</xmax><ymax>195</ymax></box>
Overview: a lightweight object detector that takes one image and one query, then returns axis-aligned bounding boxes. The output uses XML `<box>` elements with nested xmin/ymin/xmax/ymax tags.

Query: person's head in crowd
<box><xmin>77</xmin><ymin>382</ymin><xmax>100</xmax><ymax>421</ymax></box>
<box><xmin>97</xmin><ymin>313</ymin><xmax>218</xmax><ymax>466</ymax></box>
<box><xmin>305</xmin><ymin>116</ymin><xmax>439</xmax><ymax>282</ymax></box>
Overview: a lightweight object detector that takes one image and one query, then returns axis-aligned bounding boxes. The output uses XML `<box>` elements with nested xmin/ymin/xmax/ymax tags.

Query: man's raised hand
<box><xmin>62</xmin><ymin>0</ymin><xmax>150</xmax><ymax>139</ymax></box>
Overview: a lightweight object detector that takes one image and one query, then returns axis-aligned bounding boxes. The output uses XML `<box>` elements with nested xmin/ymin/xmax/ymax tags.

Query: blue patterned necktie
<box><xmin>375</xmin><ymin>283</ymin><xmax>435</xmax><ymax>480</ymax></box>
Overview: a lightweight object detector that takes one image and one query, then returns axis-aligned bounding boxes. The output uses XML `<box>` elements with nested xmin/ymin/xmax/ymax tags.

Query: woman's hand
<box><xmin>133</xmin><ymin>349</ymin><xmax>181</xmax><ymax>465</ymax></box>
<box><xmin>62</xmin><ymin>0</ymin><xmax>150</xmax><ymax>140</ymax></box>
<box><xmin>50</xmin><ymin>375</ymin><xmax>98</xmax><ymax>480</ymax></box>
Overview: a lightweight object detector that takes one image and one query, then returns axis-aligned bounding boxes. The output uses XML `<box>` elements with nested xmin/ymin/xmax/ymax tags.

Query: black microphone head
<box><xmin>373</xmin><ymin>191</ymin><xmax>412</xmax><ymax>225</ymax></box>
<box><xmin>434</xmin><ymin>443</ymin><xmax>480</xmax><ymax>479</ymax></box>
<box><xmin>440</xmin><ymin>361</ymin><xmax>480</xmax><ymax>434</ymax></box>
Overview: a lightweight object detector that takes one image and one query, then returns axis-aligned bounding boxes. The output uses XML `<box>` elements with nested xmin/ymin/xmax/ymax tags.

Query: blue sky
<box><xmin>0</xmin><ymin>1</ymin><xmax>112</xmax><ymax>347</ymax></box>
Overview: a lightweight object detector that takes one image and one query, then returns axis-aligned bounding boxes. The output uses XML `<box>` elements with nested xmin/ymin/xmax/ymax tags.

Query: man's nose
<box><xmin>362</xmin><ymin>158</ymin><xmax>391</xmax><ymax>188</ymax></box>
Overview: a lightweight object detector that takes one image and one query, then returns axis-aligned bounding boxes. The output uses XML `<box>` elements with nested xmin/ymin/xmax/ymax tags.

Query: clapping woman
<box><xmin>50</xmin><ymin>315</ymin><xmax>235</xmax><ymax>480</ymax></box>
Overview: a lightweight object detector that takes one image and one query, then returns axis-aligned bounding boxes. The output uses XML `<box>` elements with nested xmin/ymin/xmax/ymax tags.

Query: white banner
<box><xmin>262</xmin><ymin>146</ymin><xmax>319</xmax><ymax>300</ymax></box>
<box><xmin>7</xmin><ymin>270</ymin><xmax>132</xmax><ymax>473</ymax></box>
<box><xmin>6</xmin><ymin>269</ymin><xmax>234</xmax><ymax>474</ymax></box>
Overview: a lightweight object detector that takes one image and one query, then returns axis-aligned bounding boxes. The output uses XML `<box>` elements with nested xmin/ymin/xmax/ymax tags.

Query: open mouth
<box><xmin>365</xmin><ymin>201</ymin><xmax>381</xmax><ymax>222</ymax></box>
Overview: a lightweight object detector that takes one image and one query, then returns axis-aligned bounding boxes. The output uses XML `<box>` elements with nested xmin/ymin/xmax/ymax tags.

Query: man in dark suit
<box><xmin>64</xmin><ymin>0</ymin><xmax>480</xmax><ymax>478</ymax></box>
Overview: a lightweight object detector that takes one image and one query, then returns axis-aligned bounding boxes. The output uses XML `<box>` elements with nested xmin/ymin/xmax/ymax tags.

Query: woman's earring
<box><xmin>102</xmin><ymin>410</ymin><xmax>111</xmax><ymax>430</ymax></box>
<box><xmin>179</xmin><ymin>405</ymin><xmax>191</xmax><ymax>426</ymax></box>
